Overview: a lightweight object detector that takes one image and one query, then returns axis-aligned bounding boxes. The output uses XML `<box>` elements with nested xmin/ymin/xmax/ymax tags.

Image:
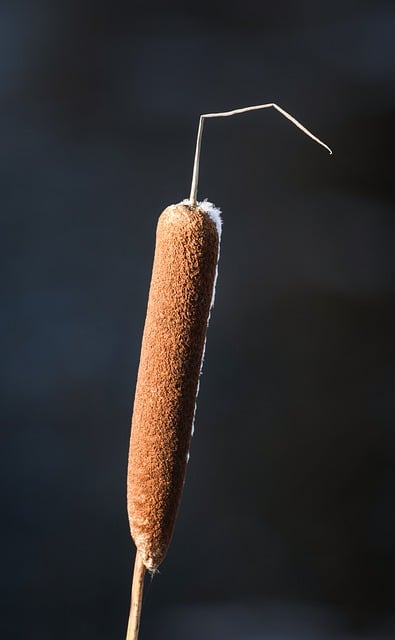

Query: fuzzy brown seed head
<box><xmin>127</xmin><ymin>204</ymin><xmax>220</xmax><ymax>571</ymax></box>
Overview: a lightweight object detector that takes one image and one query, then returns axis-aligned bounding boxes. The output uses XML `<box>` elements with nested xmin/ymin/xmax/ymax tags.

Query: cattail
<box><xmin>127</xmin><ymin>200</ymin><xmax>221</xmax><ymax>571</ymax></box>
<box><xmin>125</xmin><ymin>103</ymin><xmax>332</xmax><ymax>640</ymax></box>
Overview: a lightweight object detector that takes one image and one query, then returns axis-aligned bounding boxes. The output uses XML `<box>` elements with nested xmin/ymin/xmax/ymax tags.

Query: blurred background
<box><xmin>2</xmin><ymin>0</ymin><xmax>395</xmax><ymax>638</ymax></box>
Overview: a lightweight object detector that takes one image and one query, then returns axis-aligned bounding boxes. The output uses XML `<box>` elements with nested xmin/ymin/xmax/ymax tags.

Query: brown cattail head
<box><xmin>127</xmin><ymin>202</ymin><xmax>221</xmax><ymax>571</ymax></box>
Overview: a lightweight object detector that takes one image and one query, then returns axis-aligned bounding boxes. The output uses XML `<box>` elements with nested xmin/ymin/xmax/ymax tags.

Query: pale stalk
<box><xmin>125</xmin><ymin>551</ymin><xmax>146</xmax><ymax>640</ymax></box>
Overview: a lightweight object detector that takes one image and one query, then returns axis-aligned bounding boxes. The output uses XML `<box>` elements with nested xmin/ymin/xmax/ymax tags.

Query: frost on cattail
<box><xmin>127</xmin><ymin>201</ymin><xmax>221</xmax><ymax>572</ymax></box>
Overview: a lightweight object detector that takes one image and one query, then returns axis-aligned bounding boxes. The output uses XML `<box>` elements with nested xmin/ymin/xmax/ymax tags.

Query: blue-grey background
<box><xmin>2</xmin><ymin>1</ymin><xmax>395</xmax><ymax>638</ymax></box>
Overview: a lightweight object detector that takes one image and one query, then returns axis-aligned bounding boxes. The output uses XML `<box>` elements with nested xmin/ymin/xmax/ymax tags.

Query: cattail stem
<box><xmin>189</xmin><ymin>102</ymin><xmax>332</xmax><ymax>206</ymax></box>
<box><xmin>126</xmin><ymin>551</ymin><xmax>146</xmax><ymax>640</ymax></box>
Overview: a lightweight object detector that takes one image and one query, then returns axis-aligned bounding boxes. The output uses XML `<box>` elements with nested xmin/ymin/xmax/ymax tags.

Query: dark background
<box><xmin>2</xmin><ymin>1</ymin><xmax>395</xmax><ymax>638</ymax></box>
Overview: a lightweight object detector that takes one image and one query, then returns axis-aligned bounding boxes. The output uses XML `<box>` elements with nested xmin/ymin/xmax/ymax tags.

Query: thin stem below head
<box><xmin>125</xmin><ymin>551</ymin><xmax>146</xmax><ymax>640</ymax></box>
<box><xmin>188</xmin><ymin>102</ymin><xmax>333</xmax><ymax>206</ymax></box>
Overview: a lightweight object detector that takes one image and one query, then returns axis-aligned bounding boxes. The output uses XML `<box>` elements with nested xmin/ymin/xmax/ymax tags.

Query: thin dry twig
<box><xmin>126</xmin><ymin>551</ymin><xmax>146</xmax><ymax>640</ymax></box>
<box><xmin>189</xmin><ymin>102</ymin><xmax>332</xmax><ymax>206</ymax></box>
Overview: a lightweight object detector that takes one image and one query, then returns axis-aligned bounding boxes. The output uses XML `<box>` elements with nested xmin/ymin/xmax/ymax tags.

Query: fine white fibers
<box><xmin>180</xmin><ymin>199</ymin><xmax>222</xmax><ymax>239</ymax></box>
<box><xmin>196</xmin><ymin>199</ymin><xmax>222</xmax><ymax>240</ymax></box>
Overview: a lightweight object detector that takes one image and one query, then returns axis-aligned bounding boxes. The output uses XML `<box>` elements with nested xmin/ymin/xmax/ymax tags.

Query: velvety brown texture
<box><xmin>127</xmin><ymin>204</ymin><xmax>219</xmax><ymax>571</ymax></box>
